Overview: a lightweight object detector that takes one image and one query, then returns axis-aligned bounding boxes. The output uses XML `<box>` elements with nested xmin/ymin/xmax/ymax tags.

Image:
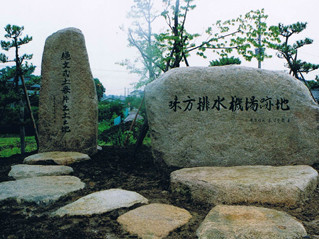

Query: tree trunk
<box><xmin>20</xmin><ymin>75</ymin><xmax>39</xmax><ymax>150</ymax></box>
<box><xmin>19</xmin><ymin>98</ymin><xmax>25</xmax><ymax>155</ymax></box>
<box><xmin>124</xmin><ymin>96</ymin><xmax>145</xmax><ymax>146</ymax></box>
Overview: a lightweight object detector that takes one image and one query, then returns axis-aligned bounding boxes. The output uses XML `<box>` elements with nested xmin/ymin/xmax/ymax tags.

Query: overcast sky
<box><xmin>0</xmin><ymin>0</ymin><xmax>318</xmax><ymax>95</ymax></box>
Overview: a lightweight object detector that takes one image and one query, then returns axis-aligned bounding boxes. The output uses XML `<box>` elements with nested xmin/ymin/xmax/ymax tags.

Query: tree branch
<box><xmin>180</xmin><ymin>0</ymin><xmax>190</xmax><ymax>35</ymax></box>
<box><xmin>128</xmin><ymin>31</ymin><xmax>166</xmax><ymax>72</ymax></box>
<box><xmin>204</xmin><ymin>46</ymin><xmax>238</xmax><ymax>50</ymax></box>
<box><xmin>187</xmin><ymin>30</ymin><xmax>240</xmax><ymax>52</ymax></box>
<box><xmin>183</xmin><ymin>52</ymin><xmax>189</xmax><ymax>66</ymax></box>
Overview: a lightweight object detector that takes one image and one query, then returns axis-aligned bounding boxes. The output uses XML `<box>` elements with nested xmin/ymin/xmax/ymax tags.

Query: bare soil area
<box><xmin>0</xmin><ymin>146</ymin><xmax>318</xmax><ymax>238</ymax></box>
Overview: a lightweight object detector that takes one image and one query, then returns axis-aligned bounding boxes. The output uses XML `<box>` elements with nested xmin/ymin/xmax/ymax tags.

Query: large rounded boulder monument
<box><xmin>38</xmin><ymin>28</ymin><xmax>98</xmax><ymax>155</ymax></box>
<box><xmin>145</xmin><ymin>66</ymin><xmax>319</xmax><ymax>167</ymax></box>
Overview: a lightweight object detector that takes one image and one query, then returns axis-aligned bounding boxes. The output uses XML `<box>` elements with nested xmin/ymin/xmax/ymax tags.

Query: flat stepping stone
<box><xmin>8</xmin><ymin>164</ymin><xmax>73</xmax><ymax>179</ymax></box>
<box><xmin>52</xmin><ymin>189</ymin><xmax>148</xmax><ymax>217</ymax></box>
<box><xmin>171</xmin><ymin>165</ymin><xmax>318</xmax><ymax>207</ymax></box>
<box><xmin>196</xmin><ymin>205</ymin><xmax>307</xmax><ymax>239</ymax></box>
<box><xmin>0</xmin><ymin>176</ymin><xmax>85</xmax><ymax>205</ymax></box>
<box><xmin>117</xmin><ymin>203</ymin><xmax>192</xmax><ymax>239</ymax></box>
<box><xmin>23</xmin><ymin>151</ymin><xmax>90</xmax><ymax>165</ymax></box>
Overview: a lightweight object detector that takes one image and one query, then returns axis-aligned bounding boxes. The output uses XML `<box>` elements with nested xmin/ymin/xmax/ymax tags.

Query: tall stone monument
<box><xmin>145</xmin><ymin>66</ymin><xmax>319</xmax><ymax>167</ymax></box>
<box><xmin>38</xmin><ymin>28</ymin><xmax>98</xmax><ymax>155</ymax></box>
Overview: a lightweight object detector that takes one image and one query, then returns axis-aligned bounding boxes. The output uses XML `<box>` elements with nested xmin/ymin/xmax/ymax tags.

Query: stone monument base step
<box><xmin>52</xmin><ymin>189</ymin><xmax>148</xmax><ymax>217</ymax></box>
<box><xmin>0</xmin><ymin>176</ymin><xmax>85</xmax><ymax>205</ymax></box>
<box><xmin>117</xmin><ymin>203</ymin><xmax>192</xmax><ymax>239</ymax></box>
<box><xmin>171</xmin><ymin>165</ymin><xmax>318</xmax><ymax>207</ymax></box>
<box><xmin>8</xmin><ymin>164</ymin><xmax>73</xmax><ymax>179</ymax></box>
<box><xmin>196</xmin><ymin>205</ymin><xmax>307</xmax><ymax>239</ymax></box>
<box><xmin>23</xmin><ymin>151</ymin><xmax>90</xmax><ymax>165</ymax></box>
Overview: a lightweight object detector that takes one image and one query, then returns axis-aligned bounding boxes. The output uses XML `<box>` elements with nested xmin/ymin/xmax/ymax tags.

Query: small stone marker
<box><xmin>117</xmin><ymin>203</ymin><xmax>192</xmax><ymax>239</ymax></box>
<box><xmin>145</xmin><ymin>66</ymin><xmax>319</xmax><ymax>167</ymax></box>
<box><xmin>8</xmin><ymin>164</ymin><xmax>73</xmax><ymax>179</ymax></box>
<box><xmin>38</xmin><ymin>27</ymin><xmax>98</xmax><ymax>155</ymax></box>
<box><xmin>196</xmin><ymin>205</ymin><xmax>307</xmax><ymax>239</ymax></box>
<box><xmin>52</xmin><ymin>189</ymin><xmax>148</xmax><ymax>217</ymax></box>
<box><xmin>23</xmin><ymin>151</ymin><xmax>90</xmax><ymax>165</ymax></box>
<box><xmin>0</xmin><ymin>176</ymin><xmax>85</xmax><ymax>205</ymax></box>
<box><xmin>171</xmin><ymin>165</ymin><xmax>318</xmax><ymax>207</ymax></box>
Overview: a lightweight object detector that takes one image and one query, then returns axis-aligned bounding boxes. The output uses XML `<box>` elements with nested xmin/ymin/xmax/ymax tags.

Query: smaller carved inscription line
<box><xmin>250</xmin><ymin>118</ymin><xmax>291</xmax><ymax>123</ymax></box>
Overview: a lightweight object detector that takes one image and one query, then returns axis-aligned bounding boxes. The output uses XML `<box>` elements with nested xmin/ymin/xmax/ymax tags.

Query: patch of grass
<box><xmin>0</xmin><ymin>135</ymin><xmax>37</xmax><ymax>157</ymax></box>
<box><xmin>1</xmin><ymin>121</ymin><xmax>150</xmax><ymax>157</ymax></box>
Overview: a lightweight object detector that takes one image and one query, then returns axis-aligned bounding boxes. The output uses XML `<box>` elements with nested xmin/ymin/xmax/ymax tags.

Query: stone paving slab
<box><xmin>8</xmin><ymin>164</ymin><xmax>73</xmax><ymax>179</ymax></box>
<box><xmin>117</xmin><ymin>203</ymin><xmax>192</xmax><ymax>239</ymax></box>
<box><xmin>52</xmin><ymin>189</ymin><xmax>148</xmax><ymax>217</ymax></box>
<box><xmin>196</xmin><ymin>205</ymin><xmax>307</xmax><ymax>239</ymax></box>
<box><xmin>23</xmin><ymin>151</ymin><xmax>90</xmax><ymax>165</ymax></box>
<box><xmin>171</xmin><ymin>165</ymin><xmax>318</xmax><ymax>207</ymax></box>
<box><xmin>0</xmin><ymin>176</ymin><xmax>85</xmax><ymax>205</ymax></box>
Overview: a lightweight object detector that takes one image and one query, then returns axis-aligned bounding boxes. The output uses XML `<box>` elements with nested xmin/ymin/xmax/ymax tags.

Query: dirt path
<box><xmin>0</xmin><ymin>146</ymin><xmax>318</xmax><ymax>238</ymax></box>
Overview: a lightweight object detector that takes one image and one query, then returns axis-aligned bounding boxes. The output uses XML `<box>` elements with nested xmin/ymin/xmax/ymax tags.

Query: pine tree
<box><xmin>270</xmin><ymin>22</ymin><xmax>319</xmax><ymax>85</ymax></box>
<box><xmin>0</xmin><ymin>24</ymin><xmax>39</xmax><ymax>153</ymax></box>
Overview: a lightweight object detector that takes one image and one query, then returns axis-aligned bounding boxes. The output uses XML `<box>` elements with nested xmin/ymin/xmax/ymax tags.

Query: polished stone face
<box><xmin>145</xmin><ymin>66</ymin><xmax>319</xmax><ymax>167</ymax></box>
<box><xmin>39</xmin><ymin>28</ymin><xmax>98</xmax><ymax>155</ymax></box>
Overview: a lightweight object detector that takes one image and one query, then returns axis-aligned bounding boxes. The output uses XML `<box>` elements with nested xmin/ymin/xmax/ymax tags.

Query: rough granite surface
<box><xmin>171</xmin><ymin>165</ymin><xmax>319</xmax><ymax>207</ymax></box>
<box><xmin>145</xmin><ymin>66</ymin><xmax>319</xmax><ymax>167</ymax></box>
<box><xmin>38</xmin><ymin>27</ymin><xmax>98</xmax><ymax>155</ymax></box>
<box><xmin>23</xmin><ymin>151</ymin><xmax>90</xmax><ymax>165</ymax></box>
<box><xmin>0</xmin><ymin>176</ymin><xmax>85</xmax><ymax>205</ymax></box>
<box><xmin>117</xmin><ymin>203</ymin><xmax>192</xmax><ymax>239</ymax></box>
<box><xmin>196</xmin><ymin>205</ymin><xmax>307</xmax><ymax>239</ymax></box>
<box><xmin>8</xmin><ymin>164</ymin><xmax>73</xmax><ymax>179</ymax></box>
<box><xmin>53</xmin><ymin>189</ymin><xmax>148</xmax><ymax>217</ymax></box>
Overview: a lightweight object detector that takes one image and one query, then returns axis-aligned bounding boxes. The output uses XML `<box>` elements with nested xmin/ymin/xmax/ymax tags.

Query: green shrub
<box><xmin>98</xmin><ymin>121</ymin><xmax>111</xmax><ymax>134</ymax></box>
<box><xmin>98</xmin><ymin>120</ymin><xmax>147</xmax><ymax>146</ymax></box>
<box><xmin>98</xmin><ymin>99</ymin><xmax>124</xmax><ymax>122</ymax></box>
